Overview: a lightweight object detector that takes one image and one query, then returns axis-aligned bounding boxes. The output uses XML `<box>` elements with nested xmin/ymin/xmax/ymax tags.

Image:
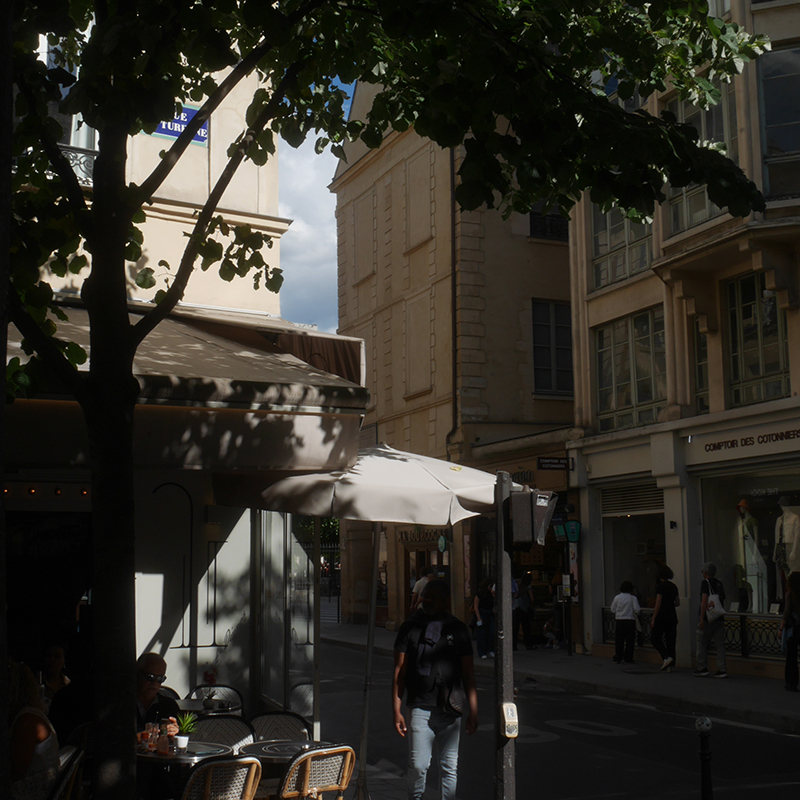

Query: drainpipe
<box><xmin>445</xmin><ymin>147</ymin><xmax>459</xmax><ymax>461</ymax></box>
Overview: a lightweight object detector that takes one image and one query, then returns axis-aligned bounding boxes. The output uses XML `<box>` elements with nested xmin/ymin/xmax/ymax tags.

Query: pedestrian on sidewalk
<box><xmin>651</xmin><ymin>564</ymin><xmax>680</xmax><ymax>671</ymax></box>
<box><xmin>410</xmin><ymin>566</ymin><xmax>434</xmax><ymax>612</ymax></box>
<box><xmin>610</xmin><ymin>581</ymin><xmax>640</xmax><ymax>664</ymax></box>
<box><xmin>694</xmin><ymin>562</ymin><xmax>727</xmax><ymax>678</ymax></box>
<box><xmin>780</xmin><ymin>571</ymin><xmax>800</xmax><ymax>691</ymax></box>
<box><xmin>512</xmin><ymin>573</ymin><xmax>536</xmax><ymax>651</ymax></box>
<box><xmin>472</xmin><ymin>579</ymin><xmax>495</xmax><ymax>658</ymax></box>
<box><xmin>392</xmin><ymin>579</ymin><xmax>478</xmax><ymax>800</ymax></box>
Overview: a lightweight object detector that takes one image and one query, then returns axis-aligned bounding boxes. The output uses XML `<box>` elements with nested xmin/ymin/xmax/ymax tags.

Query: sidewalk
<box><xmin>321</xmin><ymin>616</ymin><xmax>800</xmax><ymax>736</ymax></box>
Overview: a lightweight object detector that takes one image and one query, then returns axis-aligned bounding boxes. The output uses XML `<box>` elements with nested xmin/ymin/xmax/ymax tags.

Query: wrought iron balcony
<box><xmin>58</xmin><ymin>144</ymin><xmax>97</xmax><ymax>186</ymax></box>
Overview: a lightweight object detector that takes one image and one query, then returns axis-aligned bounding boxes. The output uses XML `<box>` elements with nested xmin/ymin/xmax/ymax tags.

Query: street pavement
<box><xmin>319</xmin><ymin>605</ymin><xmax>800</xmax><ymax>799</ymax></box>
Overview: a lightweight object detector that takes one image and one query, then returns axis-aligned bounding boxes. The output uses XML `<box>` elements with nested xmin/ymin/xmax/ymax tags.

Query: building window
<box><xmin>592</xmin><ymin>206</ymin><xmax>651</xmax><ymax>289</ymax></box>
<box><xmin>727</xmin><ymin>272</ymin><xmax>790</xmax><ymax>407</ymax></box>
<box><xmin>529</xmin><ymin>202</ymin><xmax>568</xmax><ymax>242</ymax></box>
<box><xmin>667</xmin><ymin>80</ymin><xmax>737</xmax><ymax>234</ymax></box>
<box><xmin>694</xmin><ymin>318</ymin><xmax>710</xmax><ymax>415</ymax></box>
<box><xmin>761</xmin><ymin>46</ymin><xmax>800</xmax><ymax>199</ymax></box>
<box><xmin>532</xmin><ymin>300</ymin><xmax>573</xmax><ymax>395</ymax></box>
<box><xmin>596</xmin><ymin>307</ymin><xmax>666</xmax><ymax>431</ymax></box>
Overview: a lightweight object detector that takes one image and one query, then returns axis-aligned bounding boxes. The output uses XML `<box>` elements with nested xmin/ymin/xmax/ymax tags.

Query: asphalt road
<box><xmin>319</xmin><ymin>641</ymin><xmax>800</xmax><ymax>800</ymax></box>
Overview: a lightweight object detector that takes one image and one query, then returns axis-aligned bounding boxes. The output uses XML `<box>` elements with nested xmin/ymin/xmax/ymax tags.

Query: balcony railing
<box><xmin>602</xmin><ymin>607</ymin><xmax>782</xmax><ymax>659</ymax></box>
<box><xmin>59</xmin><ymin>145</ymin><xmax>97</xmax><ymax>186</ymax></box>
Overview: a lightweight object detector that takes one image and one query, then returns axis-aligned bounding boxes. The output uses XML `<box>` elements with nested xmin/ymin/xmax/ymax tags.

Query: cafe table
<box><xmin>175</xmin><ymin>697</ymin><xmax>243</xmax><ymax>716</ymax></box>
<box><xmin>239</xmin><ymin>740</ymin><xmax>328</xmax><ymax>781</ymax></box>
<box><xmin>137</xmin><ymin>740</ymin><xmax>233</xmax><ymax>767</ymax></box>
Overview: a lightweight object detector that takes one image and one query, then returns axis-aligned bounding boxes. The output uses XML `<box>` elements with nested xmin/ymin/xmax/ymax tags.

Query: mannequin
<box><xmin>736</xmin><ymin>499</ymin><xmax>767</xmax><ymax>613</ymax></box>
<box><xmin>775</xmin><ymin>497</ymin><xmax>800</xmax><ymax>581</ymax></box>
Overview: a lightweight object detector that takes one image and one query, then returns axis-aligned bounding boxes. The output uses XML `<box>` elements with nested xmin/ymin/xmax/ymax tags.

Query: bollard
<box><xmin>695</xmin><ymin>716</ymin><xmax>713</xmax><ymax>800</ymax></box>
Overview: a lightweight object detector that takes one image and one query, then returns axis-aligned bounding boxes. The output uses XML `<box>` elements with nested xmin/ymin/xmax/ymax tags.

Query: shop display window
<box><xmin>701</xmin><ymin>473</ymin><xmax>800</xmax><ymax>614</ymax></box>
<box><xmin>602</xmin><ymin>513</ymin><xmax>665</xmax><ymax>606</ymax></box>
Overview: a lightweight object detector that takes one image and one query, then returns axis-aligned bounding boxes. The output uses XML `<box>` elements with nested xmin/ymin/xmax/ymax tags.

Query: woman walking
<box><xmin>780</xmin><ymin>571</ymin><xmax>800</xmax><ymax>691</ymax></box>
<box><xmin>651</xmin><ymin>564</ymin><xmax>680</xmax><ymax>671</ymax></box>
<box><xmin>472</xmin><ymin>579</ymin><xmax>495</xmax><ymax>658</ymax></box>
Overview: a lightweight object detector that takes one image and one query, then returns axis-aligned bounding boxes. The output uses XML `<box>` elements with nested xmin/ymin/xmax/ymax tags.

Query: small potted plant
<box><xmin>202</xmin><ymin>690</ymin><xmax>217</xmax><ymax>709</ymax></box>
<box><xmin>175</xmin><ymin>712</ymin><xmax>197</xmax><ymax>750</ymax></box>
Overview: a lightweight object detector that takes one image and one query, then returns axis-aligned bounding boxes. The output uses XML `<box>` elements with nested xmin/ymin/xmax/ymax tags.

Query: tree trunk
<box><xmin>82</xmin><ymin>123</ymin><xmax>141</xmax><ymax>800</ymax></box>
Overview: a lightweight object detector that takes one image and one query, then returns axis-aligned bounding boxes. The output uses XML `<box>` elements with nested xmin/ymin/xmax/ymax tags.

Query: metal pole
<box><xmin>695</xmin><ymin>717</ymin><xmax>713</xmax><ymax>800</ymax></box>
<box><xmin>312</xmin><ymin>517</ymin><xmax>322</xmax><ymax>742</ymax></box>
<box><xmin>494</xmin><ymin>472</ymin><xmax>515</xmax><ymax>800</ymax></box>
<box><xmin>354</xmin><ymin>522</ymin><xmax>381</xmax><ymax>800</ymax></box>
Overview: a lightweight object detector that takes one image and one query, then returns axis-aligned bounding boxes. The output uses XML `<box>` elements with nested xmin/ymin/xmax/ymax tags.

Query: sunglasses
<box><xmin>140</xmin><ymin>672</ymin><xmax>167</xmax><ymax>684</ymax></box>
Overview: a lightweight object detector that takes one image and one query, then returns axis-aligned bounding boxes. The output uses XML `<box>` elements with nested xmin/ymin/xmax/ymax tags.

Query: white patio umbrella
<box><xmin>260</xmin><ymin>443</ymin><xmax>513</xmax><ymax>800</ymax></box>
<box><xmin>260</xmin><ymin>442</ymin><xmax>509</xmax><ymax>524</ymax></box>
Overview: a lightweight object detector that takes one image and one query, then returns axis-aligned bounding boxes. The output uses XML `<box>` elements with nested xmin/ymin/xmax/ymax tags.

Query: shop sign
<box><xmin>398</xmin><ymin>527</ymin><xmax>449</xmax><ymax>544</ymax></box>
<box><xmin>686</xmin><ymin>421</ymin><xmax>800</xmax><ymax>464</ymax></box>
<box><xmin>566</xmin><ymin>521</ymin><xmax>581</xmax><ymax>542</ymax></box>
<box><xmin>438</xmin><ymin>534</ymin><xmax>448</xmax><ymax>553</ymax></box>
<box><xmin>153</xmin><ymin>105</ymin><xmax>209</xmax><ymax>146</ymax></box>
<box><xmin>538</xmin><ymin>457</ymin><xmax>568</xmax><ymax>470</ymax></box>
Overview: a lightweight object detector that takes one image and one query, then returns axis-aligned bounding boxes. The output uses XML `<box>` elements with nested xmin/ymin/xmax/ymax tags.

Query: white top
<box><xmin>610</xmin><ymin>592</ymin><xmax>641</xmax><ymax>620</ymax></box>
<box><xmin>776</xmin><ymin>511</ymin><xmax>800</xmax><ymax>573</ymax></box>
<box><xmin>11</xmin><ymin>707</ymin><xmax>60</xmax><ymax>800</ymax></box>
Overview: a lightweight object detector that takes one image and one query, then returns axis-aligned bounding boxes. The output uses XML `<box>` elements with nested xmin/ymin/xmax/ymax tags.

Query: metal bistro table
<box><xmin>137</xmin><ymin>740</ymin><xmax>234</xmax><ymax>766</ymax></box>
<box><xmin>240</xmin><ymin>741</ymin><xmax>327</xmax><ymax>781</ymax></box>
<box><xmin>175</xmin><ymin>698</ymin><xmax>243</xmax><ymax>716</ymax></box>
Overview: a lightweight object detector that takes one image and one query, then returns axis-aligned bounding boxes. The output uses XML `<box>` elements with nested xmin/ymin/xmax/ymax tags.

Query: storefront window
<box><xmin>602</xmin><ymin>513</ymin><xmax>665</xmax><ymax>606</ymax></box>
<box><xmin>701</xmin><ymin>472</ymin><xmax>800</xmax><ymax>614</ymax></box>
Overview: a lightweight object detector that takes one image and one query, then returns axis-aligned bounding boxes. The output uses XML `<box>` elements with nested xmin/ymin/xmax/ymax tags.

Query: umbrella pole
<box><xmin>355</xmin><ymin>522</ymin><xmax>381</xmax><ymax>800</ymax></box>
<box><xmin>495</xmin><ymin>472</ymin><xmax>515</xmax><ymax>800</ymax></box>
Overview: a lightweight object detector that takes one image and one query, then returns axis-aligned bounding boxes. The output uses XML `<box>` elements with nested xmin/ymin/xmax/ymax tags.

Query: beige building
<box><xmin>567</xmin><ymin>0</ymin><xmax>800</xmax><ymax>675</ymax></box>
<box><xmin>332</xmin><ymin>85</ymin><xmax>575</xmax><ymax>631</ymax></box>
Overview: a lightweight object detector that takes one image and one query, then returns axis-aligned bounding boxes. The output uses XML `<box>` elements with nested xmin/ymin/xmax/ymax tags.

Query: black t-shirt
<box><xmin>655</xmin><ymin>580</ymin><xmax>679</xmax><ymax>624</ymax></box>
<box><xmin>394</xmin><ymin>611</ymin><xmax>473</xmax><ymax>709</ymax></box>
<box><xmin>136</xmin><ymin>692</ymin><xmax>180</xmax><ymax>732</ymax></box>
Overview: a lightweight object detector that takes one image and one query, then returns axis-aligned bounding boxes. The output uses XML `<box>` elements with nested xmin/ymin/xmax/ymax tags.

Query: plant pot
<box><xmin>202</xmin><ymin>697</ymin><xmax>216</xmax><ymax>709</ymax></box>
<box><xmin>175</xmin><ymin>735</ymin><xmax>189</xmax><ymax>751</ymax></box>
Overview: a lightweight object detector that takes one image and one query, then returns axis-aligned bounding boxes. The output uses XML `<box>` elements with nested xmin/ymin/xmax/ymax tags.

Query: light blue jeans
<box><xmin>407</xmin><ymin>706</ymin><xmax>461</xmax><ymax>800</ymax></box>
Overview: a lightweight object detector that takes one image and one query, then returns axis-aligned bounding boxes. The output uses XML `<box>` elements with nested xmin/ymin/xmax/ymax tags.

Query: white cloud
<box><xmin>278</xmin><ymin>138</ymin><xmax>340</xmax><ymax>334</ymax></box>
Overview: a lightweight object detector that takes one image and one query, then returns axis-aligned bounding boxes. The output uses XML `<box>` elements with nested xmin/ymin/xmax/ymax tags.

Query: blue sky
<box><xmin>277</xmin><ymin>139</ymin><xmax>340</xmax><ymax>333</ymax></box>
<box><xmin>277</xmin><ymin>86</ymin><xmax>353</xmax><ymax>334</ymax></box>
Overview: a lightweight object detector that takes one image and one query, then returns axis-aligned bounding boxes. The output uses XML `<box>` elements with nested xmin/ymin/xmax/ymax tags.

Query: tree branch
<box><xmin>15</xmin><ymin>68</ymin><xmax>91</xmax><ymax>228</ymax></box>
<box><xmin>8</xmin><ymin>286</ymin><xmax>88</xmax><ymax>404</ymax></box>
<box><xmin>131</xmin><ymin>61</ymin><xmax>305</xmax><ymax>348</ymax></box>
<box><xmin>135</xmin><ymin>0</ymin><xmax>328</xmax><ymax>206</ymax></box>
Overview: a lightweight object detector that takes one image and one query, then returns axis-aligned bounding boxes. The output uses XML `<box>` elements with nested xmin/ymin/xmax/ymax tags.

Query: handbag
<box><xmin>634</xmin><ymin>613</ymin><xmax>642</xmax><ymax>633</ymax></box>
<box><xmin>705</xmin><ymin>579</ymin><xmax>726</xmax><ymax>623</ymax></box>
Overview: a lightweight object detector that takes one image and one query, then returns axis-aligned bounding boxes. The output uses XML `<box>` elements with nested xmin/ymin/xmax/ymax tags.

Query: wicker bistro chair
<box><xmin>192</xmin><ymin>715</ymin><xmax>256</xmax><ymax>753</ymax></box>
<box><xmin>249</xmin><ymin>712</ymin><xmax>311</xmax><ymax>742</ymax></box>
<box><xmin>180</xmin><ymin>755</ymin><xmax>262</xmax><ymax>800</ymax></box>
<box><xmin>188</xmin><ymin>684</ymin><xmax>245</xmax><ymax>715</ymax></box>
<box><xmin>47</xmin><ymin>745</ymin><xmax>84</xmax><ymax>800</ymax></box>
<box><xmin>271</xmin><ymin>744</ymin><xmax>355</xmax><ymax>800</ymax></box>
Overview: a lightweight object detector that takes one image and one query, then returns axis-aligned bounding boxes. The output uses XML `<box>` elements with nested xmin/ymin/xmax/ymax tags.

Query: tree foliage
<box><xmin>9</xmin><ymin>2</ymin><xmax>769</xmax><ymax>798</ymax></box>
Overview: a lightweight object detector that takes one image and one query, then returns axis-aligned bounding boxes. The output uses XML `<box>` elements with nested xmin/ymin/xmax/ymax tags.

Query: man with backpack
<box><xmin>694</xmin><ymin>562</ymin><xmax>728</xmax><ymax>678</ymax></box>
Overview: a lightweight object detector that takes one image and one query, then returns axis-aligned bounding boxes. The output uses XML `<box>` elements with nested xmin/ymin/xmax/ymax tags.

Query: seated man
<box><xmin>136</xmin><ymin>652</ymin><xmax>179</xmax><ymax>735</ymax></box>
<box><xmin>136</xmin><ymin>653</ymin><xmax>180</xmax><ymax>800</ymax></box>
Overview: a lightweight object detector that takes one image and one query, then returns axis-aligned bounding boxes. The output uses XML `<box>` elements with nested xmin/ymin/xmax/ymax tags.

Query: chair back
<box><xmin>277</xmin><ymin>744</ymin><xmax>355</xmax><ymax>800</ymax></box>
<box><xmin>192</xmin><ymin>715</ymin><xmax>255</xmax><ymax>752</ymax></box>
<box><xmin>187</xmin><ymin>684</ymin><xmax>244</xmax><ymax>714</ymax></box>
<box><xmin>249</xmin><ymin>712</ymin><xmax>311</xmax><ymax>742</ymax></box>
<box><xmin>288</xmin><ymin>682</ymin><xmax>312</xmax><ymax>720</ymax></box>
<box><xmin>47</xmin><ymin>746</ymin><xmax>84</xmax><ymax>800</ymax></box>
<box><xmin>159</xmin><ymin>686</ymin><xmax>181</xmax><ymax>700</ymax></box>
<box><xmin>180</xmin><ymin>755</ymin><xmax>261</xmax><ymax>800</ymax></box>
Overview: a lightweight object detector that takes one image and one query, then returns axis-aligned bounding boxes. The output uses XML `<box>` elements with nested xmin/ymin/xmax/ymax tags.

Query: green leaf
<box><xmin>135</xmin><ymin>267</ymin><xmax>157</xmax><ymax>289</ymax></box>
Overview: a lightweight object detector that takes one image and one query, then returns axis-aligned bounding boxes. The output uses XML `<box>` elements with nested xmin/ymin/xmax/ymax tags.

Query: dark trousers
<box><xmin>476</xmin><ymin>612</ymin><xmax>495</xmax><ymax>657</ymax></box>
<box><xmin>512</xmin><ymin>608</ymin><xmax>533</xmax><ymax>650</ymax></box>
<box><xmin>786</xmin><ymin>635</ymin><xmax>798</xmax><ymax>690</ymax></box>
<box><xmin>614</xmin><ymin>619</ymin><xmax>636</xmax><ymax>662</ymax></box>
<box><xmin>651</xmin><ymin>620</ymin><xmax>677</xmax><ymax>662</ymax></box>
